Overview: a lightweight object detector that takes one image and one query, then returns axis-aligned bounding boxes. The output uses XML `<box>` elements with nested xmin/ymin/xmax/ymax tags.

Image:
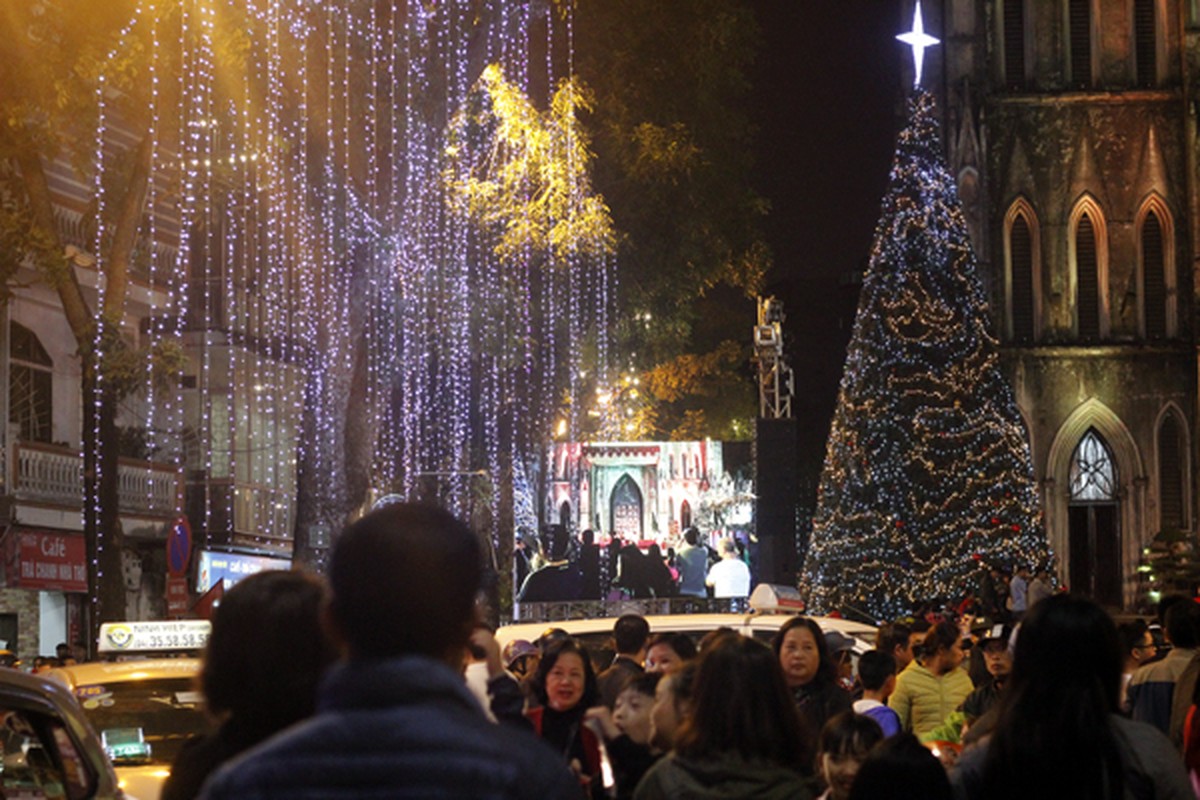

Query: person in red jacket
<box><xmin>527</xmin><ymin>638</ymin><xmax>604</xmax><ymax>796</ymax></box>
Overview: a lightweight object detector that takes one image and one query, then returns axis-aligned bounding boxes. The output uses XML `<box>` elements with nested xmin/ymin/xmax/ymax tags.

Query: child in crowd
<box><xmin>586</xmin><ymin>672</ymin><xmax>663</xmax><ymax>799</ymax></box>
<box><xmin>649</xmin><ymin>661</ymin><xmax>697</xmax><ymax>752</ymax></box>
<box><xmin>816</xmin><ymin>711</ymin><xmax>885</xmax><ymax>800</ymax></box>
<box><xmin>852</xmin><ymin>650</ymin><xmax>901</xmax><ymax>738</ymax></box>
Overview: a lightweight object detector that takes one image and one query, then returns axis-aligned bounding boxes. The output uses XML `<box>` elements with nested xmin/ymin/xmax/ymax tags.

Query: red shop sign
<box><xmin>6</xmin><ymin>531</ymin><xmax>87</xmax><ymax>593</ymax></box>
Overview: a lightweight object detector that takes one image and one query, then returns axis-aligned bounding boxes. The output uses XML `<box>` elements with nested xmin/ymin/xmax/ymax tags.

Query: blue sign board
<box><xmin>195</xmin><ymin>550</ymin><xmax>291</xmax><ymax>593</ymax></box>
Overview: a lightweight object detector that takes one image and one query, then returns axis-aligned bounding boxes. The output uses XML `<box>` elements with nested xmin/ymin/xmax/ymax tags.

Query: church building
<box><xmin>933</xmin><ymin>0</ymin><xmax>1200</xmax><ymax>606</ymax></box>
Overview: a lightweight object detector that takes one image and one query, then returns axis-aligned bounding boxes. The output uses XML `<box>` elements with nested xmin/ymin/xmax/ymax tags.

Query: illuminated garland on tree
<box><xmin>83</xmin><ymin>0</ymin><xmax>610</xmax><ymax>562</ymax></box>
<box><xmin>801</xmin><ymin>89</ymin><xmax>1054</xmax><ymax>622</ymax></box>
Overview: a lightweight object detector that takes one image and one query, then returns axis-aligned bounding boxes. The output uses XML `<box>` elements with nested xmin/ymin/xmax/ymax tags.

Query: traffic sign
<box><xmin>167</xmin><ymin>516</ymin><xmax>193</xmax><ymax>577</ymax></box>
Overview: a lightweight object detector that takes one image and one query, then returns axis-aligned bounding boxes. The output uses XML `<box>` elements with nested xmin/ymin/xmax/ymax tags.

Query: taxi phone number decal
<box><xmin>141</xmin><ymin>632</ymin><xmax>208</xmax><ymax>650</ymax></box>
<box><xmin>100</xmin><ymin>621</ymin><xmax>211</xmax><ymax>652</ymax></box>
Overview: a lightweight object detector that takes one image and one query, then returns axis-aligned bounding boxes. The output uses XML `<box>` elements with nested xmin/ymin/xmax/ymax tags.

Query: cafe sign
<box><xmin>5</xmin><ymin>531</ymin><xmax>87</xmax><ymax>593</ymax></box>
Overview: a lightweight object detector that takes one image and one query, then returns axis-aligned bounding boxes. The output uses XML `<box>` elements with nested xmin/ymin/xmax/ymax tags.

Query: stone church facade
<box><xmin>934</xmin><ymin>0</ymin><xmax>1200</xmax><ymax>607</ymax></box>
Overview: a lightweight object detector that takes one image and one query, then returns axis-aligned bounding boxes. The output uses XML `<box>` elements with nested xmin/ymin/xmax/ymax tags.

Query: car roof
<box><xmin>47</xmin><ymin>658</ymin><xmax>200</xmax><ymax>690</ymax></box>
<box><xmin>496</xmin><ymin>612</ymin><xmax>877</xmax><ymax>651</ymax></box>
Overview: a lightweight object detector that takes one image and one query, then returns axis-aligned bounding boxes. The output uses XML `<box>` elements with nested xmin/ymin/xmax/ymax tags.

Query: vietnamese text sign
<box><xmin>166</xmin><ymin>575</ymin><xmax>190</xmax><ymax>617</ymax></box>
<box><xmin>7</xmin><ymin>532</ymin><xmax>87</xmax><ymax>593</ymax></box>
<box><xmin>98</xmin><ymin>620</ymin><xmax>212</xmax><ymax>653</ymax></box>
<box><xmin>195</xmin><ymin>550</ymin><xmax>290</xmax><ymax>594</ymax></box>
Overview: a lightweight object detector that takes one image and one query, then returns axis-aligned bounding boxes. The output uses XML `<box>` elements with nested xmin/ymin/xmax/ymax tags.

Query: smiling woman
<box><xmin>526</xmin><ymin>639</ymin><xmax>603</xmax><ymax>796</ymax></box>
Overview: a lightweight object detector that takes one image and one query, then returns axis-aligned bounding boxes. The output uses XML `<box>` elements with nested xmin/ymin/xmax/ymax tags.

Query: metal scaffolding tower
<box><xmin>754</xmin><ymin>296</ymin><xmax>794</xmax><ymax>419</ymax></box>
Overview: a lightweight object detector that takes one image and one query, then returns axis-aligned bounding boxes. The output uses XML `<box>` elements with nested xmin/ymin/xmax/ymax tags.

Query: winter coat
<box><xmin>1127</xmin><ymin>646</ymin><xmax>1199</xmax><ymax>737</ymax></box>
<box><xmin>632</xmin><ymin>752</ymin><xmax>812</xmax><ymax>800</ymax></box>
<box><xmin>526</xmin><ymin>704</ymin><xmax>603</xmax><ymax>782</ymax></box>
<box><xmin>792</xmin><ymin>679</ymin><xmax>853</xmax><ymax>756</ymax></box>
<box><xmin>198</xmin><ymin>656</ymin><xmax>577</xmax><ymax>800</ymax></box>
<box><xmin>888</xmin><ymin>659</ymin><xmax>974</xmax><ymax>738</ymax></box>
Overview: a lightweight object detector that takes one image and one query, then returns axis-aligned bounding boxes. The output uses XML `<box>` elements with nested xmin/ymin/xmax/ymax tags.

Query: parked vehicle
<box><xmin>47</xmin><ymin>621</ymin><xmax>214</xmax><ymax>800</ymax></box>
<box><xmin>0</xmin><ymin>666</ymin><xmax>123</xmax><ymax>799</ymax></box>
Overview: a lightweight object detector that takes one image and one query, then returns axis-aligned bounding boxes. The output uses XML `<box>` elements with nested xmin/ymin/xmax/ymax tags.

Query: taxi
<box><xmin>0</xmin><ymin>667</ymin><xmax>122</xmax><ymax>798</ymax></box>
<box><xmin>47</xmin><ymin>621</ymin><xmax>215</xmax><ymax>800</ymax></box>
<box><xmin>497</xmin><ymin>584</ymin><xmax>878</xmax><ymax>664</ymax></box>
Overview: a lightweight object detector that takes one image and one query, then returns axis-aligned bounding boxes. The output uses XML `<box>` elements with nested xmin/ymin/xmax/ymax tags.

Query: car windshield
<box><xmin>74</xmin><ymin>678</ymin><xmax>210</xmax><ymax>766</ymax></box>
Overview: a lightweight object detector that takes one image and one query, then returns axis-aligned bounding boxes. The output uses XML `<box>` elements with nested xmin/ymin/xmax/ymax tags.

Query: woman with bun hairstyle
<box><xmin>887</xmin><ymin>620</ymin><xmax>972</xmax><ymax>738</ymax></box>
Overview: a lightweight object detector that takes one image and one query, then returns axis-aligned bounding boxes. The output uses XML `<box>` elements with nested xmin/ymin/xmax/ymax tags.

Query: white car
<box><xmin>497</xmin><ymin>584</ymin><xmax>877</xmax><ymax>665</ymax></box>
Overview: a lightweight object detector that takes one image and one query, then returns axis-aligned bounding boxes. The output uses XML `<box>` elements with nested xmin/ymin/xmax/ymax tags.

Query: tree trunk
<box><xmin>81</xmin><ymin>354</ymin><xmax>126</xmax><ymax>654</ymax></box>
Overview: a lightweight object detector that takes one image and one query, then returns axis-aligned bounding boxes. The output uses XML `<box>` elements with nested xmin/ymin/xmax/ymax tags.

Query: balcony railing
<box><xmin>13</xmin><ymin>442</ymin><xmax>181</xmax><ymax>516</ymax></box>
<box><xmin>185</xmin><ymin>478</ymin><xmax>295</xmax><ymax>552</ymax></box>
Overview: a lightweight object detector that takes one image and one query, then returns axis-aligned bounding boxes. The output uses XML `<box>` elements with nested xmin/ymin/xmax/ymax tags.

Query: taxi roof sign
<box><xmin>98</xmin><ymin>620</ymin><xmax>212</xmax><ymax>655</ymax></box>
<box><xmin>748</xmin><ymin>583</ymin><xmax>806</xmax><ymax>614</ymax></box>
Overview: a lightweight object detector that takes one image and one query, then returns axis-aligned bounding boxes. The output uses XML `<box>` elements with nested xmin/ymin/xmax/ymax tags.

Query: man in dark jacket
<box><xmin>199</xmin><ymin>503</ymin><xmax>577</xmax><ymax>800</ymax></box>
<box><xmin>597</xmin><ymin>614</ymin><xmax>650</xmax><ymax>708</ymax></box>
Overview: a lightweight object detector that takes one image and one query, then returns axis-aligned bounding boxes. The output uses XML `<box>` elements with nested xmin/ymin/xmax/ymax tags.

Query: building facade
<box><xmin>935</xmin><ymin>0</ymin><xmax>1200</xmax><ymax>607</ymax></box>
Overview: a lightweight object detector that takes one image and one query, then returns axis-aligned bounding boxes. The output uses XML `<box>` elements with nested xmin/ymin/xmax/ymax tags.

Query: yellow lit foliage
<box><xmin>446</xmin><ymin>63</ymin><xmax>615</xmax><ymax>263</ymax></box>
<box><xmin>643</xmin><ymin>340</ymin><xmax>744</xmax><ymax>404</ymax></box>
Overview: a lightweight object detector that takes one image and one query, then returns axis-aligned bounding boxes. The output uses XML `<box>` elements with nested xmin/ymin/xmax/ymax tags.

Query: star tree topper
<box><xmin>896</xmin><ymin>2</ymin><xmax>940</xmax><ymax>87</ymax></box>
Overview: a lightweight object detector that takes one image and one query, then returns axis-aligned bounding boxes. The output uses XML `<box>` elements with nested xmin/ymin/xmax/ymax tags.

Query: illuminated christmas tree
<box><xmin>800</xmin><ymin>84</ymin><xmax>1053</xmax><ymax>622</ymax></box>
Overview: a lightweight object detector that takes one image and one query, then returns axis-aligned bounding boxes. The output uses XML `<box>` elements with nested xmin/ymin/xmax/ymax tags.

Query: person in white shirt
<box><xmin>705</xmin><ymin>538</ymin><xmax>750</xmax><ymax>598</ymax></box>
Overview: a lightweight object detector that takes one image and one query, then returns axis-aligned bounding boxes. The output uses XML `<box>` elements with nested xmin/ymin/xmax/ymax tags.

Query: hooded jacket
<box><xmin>632</xmin><ymin>752</ymin><xmax>812</xmax><ymax>800</ymax></box>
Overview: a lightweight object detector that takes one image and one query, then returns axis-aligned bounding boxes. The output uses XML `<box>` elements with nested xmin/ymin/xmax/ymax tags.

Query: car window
<box><xmin>73</xmin><ymin>678</ymin><xmax>211</xmax><ymax>767</ymax></box>
<box><xmin>0</xmin><ymin>707</ymin><xmax>95</xmax><ymax>800</ymax></box>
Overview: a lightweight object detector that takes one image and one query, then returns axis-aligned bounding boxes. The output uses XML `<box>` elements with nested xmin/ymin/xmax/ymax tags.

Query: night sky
<box><xmin>751</xmin><ymin>1</ymin><xmax>913</xmax><ymax>478</ymax></box>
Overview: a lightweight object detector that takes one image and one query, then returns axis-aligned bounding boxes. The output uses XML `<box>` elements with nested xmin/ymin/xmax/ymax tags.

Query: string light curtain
<box><xmin>89</xmin><ymin>0</ymin><xmax>613</xmax><ymax>561</ymax></box>
<box><xmin>801</xmin><ymin>90</ymin><xmax>1053</xmax><ymax>622</ymax></box>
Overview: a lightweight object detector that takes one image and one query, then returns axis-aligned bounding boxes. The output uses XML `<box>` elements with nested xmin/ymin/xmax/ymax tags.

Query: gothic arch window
<box><xmin>1070</xmin><ymin>429</ymin><xmax>1117</xmax><ymax>501</ymax></box>
<box><xmin>1001</xmin><ymin>0</ymin><xmax>1028</xmax><ymax>89</ymax></box>
<box><xmin>1066</xmin><ymin>0</ymin><xmax>1095</xmax><ymax>88</ymax></box>
<box><xmin>1133</xmin><ymin>0</ymin><xmax>1160</xmax><ymax>88</ymax></box>
<box><xmin>1004</xmin><ymin>198</ymin><xmax>1040</xmax><ymax>342</ymax></box>
<box><xmin>1070</xmin><ymin>198</ymin><xmax>1109</xmax><ymax>341</ymax></box>
<box><xmin>1068</xmin><ymin>427</ymin><xmax>1123</xmax><ymax>605</ymax></box>
<box><xmin>1137</xmin><ymin>196</ymin><xmax>1175</xmax><ymax>339</ymax></box>
<box><xmin>1157</xmin><ymin>411</ymin><xmax>1188</xmax><ymax>532</ymax></box>
<box><xmin>10</xmin><ymin>322</ymin><xmax>53</xmax><ymax>443</ymax></box>
<box><xmin>680</xmin><ymin>499</ymin><xmax>692</xmax><ymax>530</ymax></box>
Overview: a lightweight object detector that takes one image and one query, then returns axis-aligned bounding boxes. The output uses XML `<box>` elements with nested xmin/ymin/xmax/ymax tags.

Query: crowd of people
<box><xmin>157</xmin><ymin>502</ymin><xmax>1200</xmax><ymax>798</ymax></box>
<box><xmin>516</xmin><ymin>524</ymin><xmax>751</xmax><ymax>603</ymax></box>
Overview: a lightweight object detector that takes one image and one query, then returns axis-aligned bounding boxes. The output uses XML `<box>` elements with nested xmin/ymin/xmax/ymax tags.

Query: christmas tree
<box><xmin>801</xmin><ymin>84</ymin><xmax>1053</xmax><ymax>622</ymax></box>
